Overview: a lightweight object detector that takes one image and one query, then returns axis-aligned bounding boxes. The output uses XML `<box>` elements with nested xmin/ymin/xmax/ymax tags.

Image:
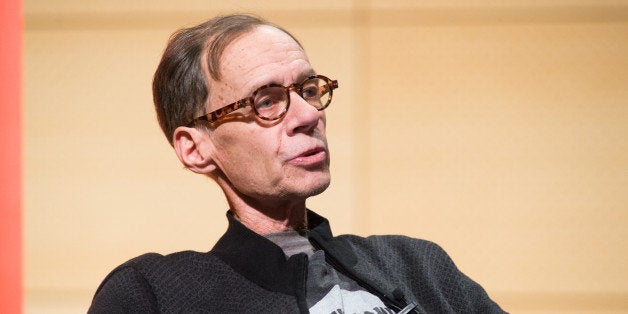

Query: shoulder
<box><xmin>89</xmin><ymin>253</ymin><xmax>163</xmax><ymax>313</ymax></box>
<box><xmin>96</xmin><ymin>251</ymin><xmax>206</xmax><ymax>289</ymax></box>
<box><xmin>88</xmin><ymin>251</ymin><xmax>211</xmax><ymax>313</ymax></box>
<box><xmin>338</xmin><ymin>233</ymin><xmax>468</xmax><ymax>282</ymax></box>
<box><xmin>336</xmin><ymin>234</ymin><xmax>505</xmax><ymax>313</ymax></box>
<box><xmin>338</xmin><ymin>233</ymin><xmax>448</xmax><ymax>262</ymax></box>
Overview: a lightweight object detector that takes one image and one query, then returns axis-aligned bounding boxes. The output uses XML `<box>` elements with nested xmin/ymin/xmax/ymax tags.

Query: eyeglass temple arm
<box><xmin>322</xmin><ymin>80</ymin><xmax>338</xmax><ymax>95</ymax></box>
<box><xmin>331</xmin><ymin>80</ymin><xmax>338</xmax><ymax>90</ymax></box>
<box><xmin>191</xmin><ymin>98</ymin><xmax>251</xmax><ymax>125</ymax></box>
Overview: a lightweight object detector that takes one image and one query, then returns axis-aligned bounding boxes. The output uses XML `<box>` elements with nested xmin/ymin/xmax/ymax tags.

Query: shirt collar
<box><xmin>210</xmin><ymin>209</ymin><xmax>340</xmax><ymax>295</ymax></box>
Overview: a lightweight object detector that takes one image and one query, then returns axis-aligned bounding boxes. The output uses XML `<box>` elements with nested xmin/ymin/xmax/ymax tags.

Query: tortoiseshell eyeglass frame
<box><xmin>187</xmin><ymin>75</ymin><xmax>338</xmax><ymax>126</ymax></box>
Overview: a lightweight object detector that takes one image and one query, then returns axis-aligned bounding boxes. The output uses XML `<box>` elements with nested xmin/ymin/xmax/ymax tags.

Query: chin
<box><xmin>309</xmin><ymin>178</ymin><xmax>331</xmax><ymax>197</ymax></box>
<box><xmin>299</xmin><ymin>173</ymin><xmax>331</xmax><ymax>198</ymax></box>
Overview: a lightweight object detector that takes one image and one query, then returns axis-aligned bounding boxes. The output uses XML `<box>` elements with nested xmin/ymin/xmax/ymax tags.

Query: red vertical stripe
<box><xmin>0</xmin><ymin>0</ymin><xmax>23</xmax><ymax>312</ymax></box>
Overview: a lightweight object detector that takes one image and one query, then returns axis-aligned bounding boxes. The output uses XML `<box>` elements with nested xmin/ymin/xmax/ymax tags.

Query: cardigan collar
<box><xmin>210</xmin><ymin>210</ymin><xmax>357</xmax><ymax>296</ymax></box>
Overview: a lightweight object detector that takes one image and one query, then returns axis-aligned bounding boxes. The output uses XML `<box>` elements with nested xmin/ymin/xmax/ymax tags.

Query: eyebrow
<box><xmin>248</xmin><ymin>69</ymin><xmax>317</xmax><ymax>94</ymax></box>
<box><xmin>298</xmin><ymin>69</ymin><xmax>317</xmax><ymax>81</ymax></box>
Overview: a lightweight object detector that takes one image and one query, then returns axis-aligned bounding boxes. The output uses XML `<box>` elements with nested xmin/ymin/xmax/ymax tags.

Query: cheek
<box><xmin>213</xmin><ymin>126</ymin><xmax>282</xmax><ymax>174</ymax></box>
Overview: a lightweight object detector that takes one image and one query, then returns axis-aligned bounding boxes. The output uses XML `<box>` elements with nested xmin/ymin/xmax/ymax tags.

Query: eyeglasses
<box><xmin>189</xmin><ymin>75</ymin><xmax>338</xmax><ymax>125</ymax></box>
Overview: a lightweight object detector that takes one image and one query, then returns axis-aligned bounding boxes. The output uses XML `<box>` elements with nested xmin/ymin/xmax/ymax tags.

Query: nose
<box><xmin>285</xmin><ymin>91</ymin><xmax>323</xmax><ymax>136</ymax></box>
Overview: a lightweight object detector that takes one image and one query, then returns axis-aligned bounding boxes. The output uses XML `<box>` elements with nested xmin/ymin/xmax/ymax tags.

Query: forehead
<box><xmin>216</xmin><ymin>25</ymin><xmax>312</xmax><ymax>93</ymax></box>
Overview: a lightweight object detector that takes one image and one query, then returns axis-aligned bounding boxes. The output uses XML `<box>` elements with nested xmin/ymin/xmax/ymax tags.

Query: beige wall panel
<box><xmin>370</xmin><ymin>0</ymin><xmax>628</xmax><ymax>7</ymax></box>
<box><xmin>367</xmin><ymin>18</ymin><xmax>628</xmax><ymax>309</ymax></box>
<box><xmin>24</xmin><ymin>1</ymin><xmax>628</xmax><ymax>313</ymax></box>
<box><xmin>24</xmin><ymin>0</ymin><xmax>354</xmax><ymax>15</ymax></box>
<box><xmin>24</xmin><ymin>27</ymin><xmax>225</xmax><ymax>287</ymax></box>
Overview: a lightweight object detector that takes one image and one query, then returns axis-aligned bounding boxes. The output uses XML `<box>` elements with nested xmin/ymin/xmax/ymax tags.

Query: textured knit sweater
<box><xmin>89</xmin><ymin>211</ymin><xmax>506</xmax><ymax>313</ymax></box>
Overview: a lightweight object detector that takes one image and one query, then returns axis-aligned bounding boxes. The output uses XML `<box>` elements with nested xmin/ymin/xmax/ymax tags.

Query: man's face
<box><xmin>203</xmin><ymin>25</ymin><xmax>330</xmax><ymax>206</ymax></box>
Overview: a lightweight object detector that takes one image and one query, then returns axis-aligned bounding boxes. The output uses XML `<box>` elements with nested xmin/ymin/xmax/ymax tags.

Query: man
<box><xmin>89</xmin><ymin>14</ymin><xmax>505</xmax><ymax>313</ymax></box>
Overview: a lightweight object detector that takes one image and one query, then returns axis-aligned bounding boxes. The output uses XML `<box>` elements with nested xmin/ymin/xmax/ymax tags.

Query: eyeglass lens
<box><xmin>252</xmin><ymin>77</ymin><xmax>332</xmax><ymax>121</ymax></box>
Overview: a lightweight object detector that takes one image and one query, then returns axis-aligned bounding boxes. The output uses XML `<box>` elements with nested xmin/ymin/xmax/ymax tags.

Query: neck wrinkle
<box><xmin>213</xmin><ymin>169</ymin><xmax>308</xmax><ymax>234</ymax></box>
<box><xmin>230</xmin><ymin>204</ymin><xmax>307</xmax><ymax>235</ymax></box>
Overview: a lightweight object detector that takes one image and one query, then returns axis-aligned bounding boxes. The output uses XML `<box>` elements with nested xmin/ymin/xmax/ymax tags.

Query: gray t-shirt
<box><xmin>265</xmin><ymin>231</ymin><xmax>394</xmax><ymax>314</ymax></box>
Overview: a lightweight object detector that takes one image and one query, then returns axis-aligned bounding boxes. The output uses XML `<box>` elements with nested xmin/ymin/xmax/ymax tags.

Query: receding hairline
<box><xmin>204</xmin><ymin>23</ymin><xmax>305</xmax><ymax>83</ymax></box>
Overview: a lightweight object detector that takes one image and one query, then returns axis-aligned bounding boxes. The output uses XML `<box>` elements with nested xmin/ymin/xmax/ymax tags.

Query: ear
<box><xmin>173</xmin><ymin>126</ymin><xmax>217</xmax><ymax>175</ymax></box>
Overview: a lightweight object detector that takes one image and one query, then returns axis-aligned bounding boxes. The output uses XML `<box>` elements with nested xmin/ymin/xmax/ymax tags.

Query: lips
<box><xmin>300</xmin><ymin>147</ymin><xmax>325</xmax><ymax>157</ymax></box>
<box><xmin>289</xmin><ymin>146</ymin><xmax>327</xmax><ymax>165</ymax></box>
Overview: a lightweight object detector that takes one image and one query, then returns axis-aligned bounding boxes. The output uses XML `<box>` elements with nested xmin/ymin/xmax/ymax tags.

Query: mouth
<box><xmin>289</xmin><ymin>147</ymin><xmax>327</xmax><ymax>166</ymax></box>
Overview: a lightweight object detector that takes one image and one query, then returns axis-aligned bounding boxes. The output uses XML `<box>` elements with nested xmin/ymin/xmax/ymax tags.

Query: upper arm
<box><xmin>423</xmin><ymin>241</ymin><xmax>505</xmax><ymax>313</ymax></box>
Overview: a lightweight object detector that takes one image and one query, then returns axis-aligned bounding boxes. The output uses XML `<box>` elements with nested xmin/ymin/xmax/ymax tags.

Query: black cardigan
<box><xmin>89</xmin><ymin>211</ymin><xmax>505</xmax><ymax>313</ymax></box>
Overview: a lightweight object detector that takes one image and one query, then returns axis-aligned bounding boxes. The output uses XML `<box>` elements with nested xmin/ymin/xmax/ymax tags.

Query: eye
<box><xmin>256</xmin><ymin>96</ymin><xmax>275</xmax><ymax>109</ymax></box>
<box><xmin>301</xmin><ymin>83</ymin><xmax>321</xmax><ymax>100</ymax></box>
<box><xmin>253</xmin><ymin>87</ymin><xmax>286</xmax><ymax>113</ymax></box>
